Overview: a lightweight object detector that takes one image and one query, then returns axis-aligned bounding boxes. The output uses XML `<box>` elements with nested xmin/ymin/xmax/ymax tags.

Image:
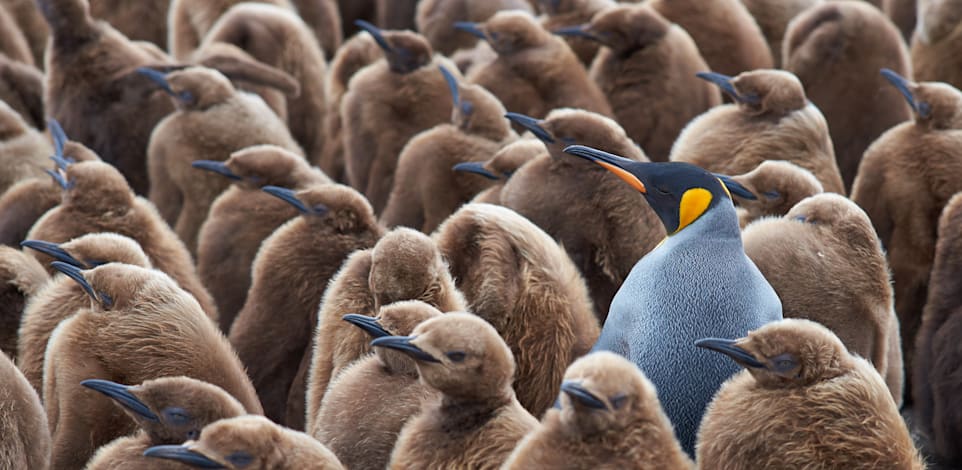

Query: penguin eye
<box><xmin>763</xmin><ymin>190</ymin><xmax>780</xmax><ymax>199</ymax></box>
<box><xmin>186</xmin><ymin>429</ymin><xmax>199</xmax><ymax>440</ymax></box>
<box><xmin>446</xmin><ymin>351</ymin><xmax>467</xmax><ymax>362</ymax></box>
<box><xmin>770</xmin><ymin>353</ymin><xmax>798</xmax><ymax>373</ymax></box>
<box><xmin>226</xmin><ymin>451</ymin><xmax>253</xmax><ymax>467</ymax></box>
<box><xmin>162</xmin><ymin>407</ymin><xmax>192</xmax><ymax>426</ymax></box>
<box><xmin>178</xmin><ymin>91</ymin><xmax>195</xmax><ymax>104</ymax></box>
<box><xmin>609</xmin><ymin>394</ymin><xmax>628</xmax><ymax>410</ymax></box>
<box><xmin>655</xmin><ymin>186</ymin><xmax>670</xmax><ymax>195</ymax></box>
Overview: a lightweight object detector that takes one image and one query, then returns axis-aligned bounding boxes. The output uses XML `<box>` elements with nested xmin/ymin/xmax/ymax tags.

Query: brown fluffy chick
<box><xmin>851</xmin><ymin>71</ymin><xmax>962</xmax><ymax>390</ymax></box>
<box><xmin>671</xmin><ymin>69</ymin><xmax>845</xmax><ymax>194</ymax></box>
<box><xmin>305</xmin><ymin>228</ymin><xmax>466</xmax><ymax>430</ymax></box>
<box><xmin>145</xmin><ymin>415</ymin><xmax>344</xmax><ymax>469</ymax></box>
<box><xmin>0</xmin><ymin>244</ymin><xmax>46</xmax><ymax>357</ymax></box>
<box><xmin>460</xmin><ymin>10</ymin><xmax>612</xmax><ymax>122</ymax></box>
<box><xmin>729</xmin><ymin>160</ymin><xmax>824</xmax><ymax>228</ymax></box>
<box><xmin>43</xmin><ymin>263</ymin><xmax>261</xmax><ymax>469</ymax></box>
<box><xmin>25</xmin><ymin>160</ymin><xmax>218</xmax><ymax>320</ymax></box>
<box><xmin>228</xmin><ymin>184</ymin><xmax>382</xmax><ymax>429</ymax></box>
<box><xmin>435</xmin><ymin>203</ymin><xmax>600</xmax><ymax>417</ymax></box>
<box><xmin>0</xmin><ymin>53</ymin><xmax>44</xmax><ymax>131</ymax></box>
<box><xmin>380</xmin><ymin>65</ymin><xmax>517</xmax><ymax>233</ymax></box>
<box><xmin>695</xmin><ymin>319</ymin><xmax>924</xmax><ymax>470</ymax></box>
<box><xmin>504</xmin><ymin>351</ymin><xmax>693</xmax><ymax>469</ymax></box>
<box><xmin>195</xmin><ymin>145</ymin><xmax>330</xmax><ymax>331</ymax></box>
<box><xmin>0</xmin><ymin>99</ymin><xmax>49</xmax><ymax>195</ymax></box>
<box><xmin>539</xmin><ymin>0</ymin><xmax>614</xmax><ymax>66</ymax></box>
<box><xmin>573</xmin><ymin>3</ymin><xmax>720</xmax><ymax>162</ymax></box>
<box><xmin>0</xmin><ymin>349</ymin><xmax>49</xmax><ymax>470</ymax></box>
<box><xmin>85</xmin><ymin>376</ymin><xmax>248</xmax><ymax>470</ymax></box>
<box><xmin>379</xmin><ymin>313</ymin><xmax>539</xmax><ymax>469</ymax></box>
<box><xmin>498</xmin><ymin>109</ymin><xmax>664</xmax><ymax>321</ymax></box>
<box><xmin>912</xmin><ymin>0</ymin><xmax>962</xmax><ymax>93</ymax></box>
<box><xmin>313</xmin><ymin>301</ymin><xmax>442</xmax><ymax>469</ymax></box>
<box><xmin>740</xmin><ymin>0</ymin><xmax>820</xmax><ymax>67</ymax></box>
<box><xmin>459</xmin><ymin>138</ymin><xmax>543</xmax><ymax>204</ymax></box>
<box><xmin>742</xmin><ymin>194</ymin><xmax>904</xmax><ymax>405</ymax></box>
<box><xmin>417</xmin><ymin>0</ymin><xmax>532</xmax><ymax>56</ymax></box>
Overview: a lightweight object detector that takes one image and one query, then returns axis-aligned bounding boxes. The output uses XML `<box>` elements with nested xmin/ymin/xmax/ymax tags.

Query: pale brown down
<box><xmin>729</xmin><ymin>160</ymin><xmax>824</xmax><ymax>227</ymax></box>
<box><xmin>0</xmin><ymin>350</ymin><xmax>49</xmax><ymax>470</ymax></box>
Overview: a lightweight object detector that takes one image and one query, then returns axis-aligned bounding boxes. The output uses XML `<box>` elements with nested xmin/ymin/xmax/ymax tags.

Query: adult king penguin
<box><xmin>563</xmin><ymin>144</ymin><xmax>782</xmax><ymax>455</ymax></box>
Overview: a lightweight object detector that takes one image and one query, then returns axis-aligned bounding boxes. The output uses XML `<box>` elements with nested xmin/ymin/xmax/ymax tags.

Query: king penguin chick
<box><xmin>458</xmin><ymin>10</ymin><xmax>613</xmax><ymax>122</ymax></box>
<box><xmin>228</xmin><ymin>184</ymin><xmax>382</xmax><ymax>429</ymax></box>
<box><xmin>166</xmin><ymin>0</ymin><xmax>288</xmax><ymax>61</ymax></box>
<box><xmin>912</xmin><ymin>0</ymin><xmax>962</xmax><ymax>93</ymax></box>
<box><xmin>503</xmin><ymin>351</ymin><xmax>693</xmax><ymax>470</ymax></box>
<box><xmin>378</xmin><ymin>313</ymin><xmax>539</xmax><ymax>469</ymax></box>
<box><xmin>695</xmin><ymin>319</ymin><xmax>924</xmax><ymax>469</ymax></box>
<box><xmin>497</xmin><ymin>109</ymin><xmax>664</xmax><ymax>321</ymax></box>
<box><xmin>563</xmin><ymin>144</ymin><xmax>783</xmax><ymax>455</ymax></box>
<box><xmin>143</xmin><ymin>66</ymin><xmax>303</xmax><ymax>254</ymax></box>
<box><xmin>313</xmin><ymin>301</ymin><xmax>442</xmax><ymax>469</ymax></box>
<box><xmin>84</xmin><ymin>376</ymin><xmax>248</xmax><ymax>470</ymax></box>
<box><xmin>457</xmin><ymin>138</ymin><xmax>542</xmax><ymax>204</ymax></box>
<box><xmin>87</xmin><ymin>0</ymin><xmax>169</xmax><ymax>48</ymax></box>
<box><xmin>0</xmin><ymin>99</ymin><xmax>50</xmax><ymax>195</ymax></box>
<box><xmin>0</xmin><ymin>349</ymin><xmax>49</xmax><ymax>470</ymax></box>
<box><xmin>0</xmin><ymin>53</ymin><xmax>45</xmax><ymax>133</ymax></box>
<box><xmin>0</xmin><ymin>1</ymin><xmax>34</xmax><ymax>66</ymax></box>
<box><xmin>742</xmin><ymin>194</ymin><xmax>904</xmax><ymax>404</ymax></box>
<box><xmin>43</xmin><ymin>263</ymin><xmax>261</xmax><ymax>469</ymax></box>
<box><xmin>145</xmin><ymin>415</ymin><xmax>344</xmax><ymax>469</ymax></box>
<box><xmin>25</xmin><ymin>160</ymin><xmax>219</xmax><ymax>320</ymax></box>
<box><xmin>342</xmin><ymin>21</ymin><xmax>456</xmax><ymax>213</ymax></box>
<box><xmin>18</xmin><ymin>233</ymin><xmax>150</xmax><ymax>393</ymax></box>
<box><xmin>671</xmin><ymin>69</ymin><xmax>845</xmax><ymax>194</ymax></box>
<box><xmin>557</xmin><ymin>3</ymin><xmax>720</xmax><ymax>162</ymax></box>
<box><xmin>306</xmin><ymin>227</ymin><xmax>466</xmax><ymax>428</ymax></box>
<box><xmin>380</xmin><ymin>65</ymin><xmax>517</xmax><ymax>233</ymax></box>
<box><xmin>851</xmin><ymin>70</ymin><xmax>962</xmax><ymax>389</ymax></box>
<box><xmin>0</xmin><ymin>244</ymin><xmax>46</xmax><ymax>357</ymax></box>
<box><xmin>434</xmin><ymin>203</ymin><xmax>600</xmax><ymax>417</ymax></box>
<box><xmin>739</xmin><ymin>0</ymin><xmax>820</xmax><ymax>67</ymax></box>
<box><xmin>195</xmin><ymin>145</ymin><xmax>330</xmax><ymax>331</ymax></box>
<box><xmin>729</xmin><ymin>160</ymin><xmax>824</xmax><ymax>228</ymax></box>
<box><xmin>783</xmin><ymin>1</ymin><xmax>912</xmax><ymax>190</ymax></box>
<box><xmin>538</xmin><ymin>0</ymin><xmax>614</xmax><ymax>67</ymax></box>
<box><xmin>416</xmin><ymin>0</ymin><xmax>532</xmax><ymax>56</ymax></box>
<box><xmin>648</xmin><ymin>0</ymin><xmax>773</xmax><ymax>77</ymax></box>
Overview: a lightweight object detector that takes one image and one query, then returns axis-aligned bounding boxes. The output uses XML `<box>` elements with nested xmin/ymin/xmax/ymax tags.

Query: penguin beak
<box><xmin>370</xmin><ymin>335</ymin><xmax>441</xmax><ymax>363</ymax></box>
<box><xmin>552</xmin><ymin>24</ymin><xmax>603</xmax><ymax>43</ymax></box>
<box><xmin>454</xmin><ymin>22</ymin><xmax>487</xmax><ymax>40</ymax></box>
<box><xmin>439</xmin><ymin>65</ymin><xmax>460</xmax><ymax>107</ymax></box>
<box><xmin>694</xmin><ymin>338</ymin><xmax>765</xmax><ymax>369</ymax></box>
<box><xmin>81</xmin><ymin>379</ymin><xmax>159</xmax><ymax>421</ymax></box>
<box><xmin>452</xmin><ymin>162</ymin><xmax>500</xmax><ymax>180</ymax></box>
<box><xmin>50</xmin><ymin>261</ymin><xmax>98</xmax><ymax>300</ymax></box>
<box><xmin>560</xmin><ymin>381</ymin><xmax>608</xmax><ymax>410</ymax></box>
<box><xmin>880</xmin><ymin>68</ymin><xmax>930</xmax><ymax>118</ymax></box>
<box><xmin>342</xmin><ymin>314</ymin><xmax>391</xmax><ymax>339</ymax></box>
<box><xmin>21</xmin><ymin>240</ymin><xmax>84</xmax><ymax>267</ymax></box>
<box><xmin>46</xmin><ymin>168</ymin><xmax>73</xmax><ymax>190</ymax></box>
<box><xmin>355</xmin><ymin>19</ymin><xmax>394</xmax><ymax>54</ymax></box>
<box><xmin>48</xmin><ymin>118</ymin><xmax>68</xmax><ymax>162</ymax></box>
<box><xmin>144</xmin><ymin>445</ymin><xmax>225</xmax><ymax>469</ymax></box>
<box><xmin>563</xmin><ymin>145</ymin><xmax>647</xmax><ymax>194</ymax></box>
<box><xmin>504</xmin><ymin>113</ymin><xmax>555</xmax><ymax>144</ymax></box>
<box><xmin>695</xmin><ymin>72</ymin><xmax>759</xmax><ymax>105</ymax></box>
<box><xmin>714</xmin><ymin>174</ymin><xmax>757</xmax><ymax>200</ymax></box>
<box><xmin>137</xmin><ymin>67</ymin><xmax>194</xmax><ymax>104</ymax></box>
<box><xmin>191</xmin><ymin>160</ymin><xmax>241</xmax><ymax>180</ymax></box>
<box><xmin>262</xmin><ymin>186</ymin><xmax>327</xmax><ymax>216</ymax></box>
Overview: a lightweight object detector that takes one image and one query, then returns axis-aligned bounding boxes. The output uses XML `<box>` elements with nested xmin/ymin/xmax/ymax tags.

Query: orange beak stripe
<box><xmin>596</xmin><ymin>161</ymin><xmax>646</xmax><ymax>194</ymax></box>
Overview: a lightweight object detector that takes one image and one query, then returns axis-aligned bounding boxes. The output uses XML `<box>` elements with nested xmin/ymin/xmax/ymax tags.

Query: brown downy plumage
<box><xmin>0</xmin><ymin>99</ymin><xmax>50</xmax><ymax>195</ymax></box>
<box><xmin>0</xmin><ymin>1</ymin><xmax>33</xmax><ymax>65</ymax></box>
<box><xmin>375</xmin><ymin>0</ymin><xmax>417</xmax><ymax>29</ymax></box>
<box><xmin>289</xmin><ymin>0</ymin><xmax>342</xmax><ymax>60</ymax></box>
<box><xmin>145</xmin><ymin>415</ymin><xmax>344</xmax><ymax>469</ymax></box>
<box><xmin>88</xmin><ymin>0</ymin><xmax>170</xmax><ymax>48</ymax></box>
<box><xmin>851</xmin><ymin>71</ymin><xmax>962</xmax><ymax>392</ymax></box>
<box><xmin>313</xmin><ymin>301</ymin><xmax>442</xmax><ymax>469</ymax></box>
<box><xmin>338</xmin><ymin>0</ymin><xmax>376</xmax><ymax>36</ymax></box>
<box><xmin>497</xmin><ymin>109</ymin><xmax>664</xmax><ymax>321</ymax></box>
<box><xmin>85</xmin><ymin>377</ymin><xmax>248</xmax><ymax>470</ymax></box>
<box><xmin>434</xmin><ymin>203</ymin><xmax>600</xmax><ymax>417</ymax></box>
<box><xmin>319</xmin><ymin>33</ymin><xmax>381</xmax><ymax>183</ymax></box>
<box><xmin>742</xmin><ymin>194</ymin><xmax>904</xmax><ymax>405</ymax></box>
<box><xmin>0</xmin><ymin>0</ymin><xmax>47</xmax><ymax>66</ymax></box>
<box><xmin>671</xmin><ymin>69</ymin><xmax>845</xmax><ymax>194</ymax></box>
<box><xmin>25</xmin><ymin>160</ymin><xmax>219</xmax><ymax>320</ymax></box>
<box><xmin>43</xmin><ymin>263</ymin><xmax>261</xmax><ymax>469</ymax></box>
<box><xmin>912</xmin><ymin>0</ymin><xmax>962</xmax><ymax>92</ymax></box>
<box><xmin>461</xmin><ymin>138</ymin><xmax>543</xmax><ymax>204</ymax></box>
<box><xmin>575</xmin><ymin>3</ymin><xmax>720</xmax><ymax>162</ymax></box>
<box><xmin>914</xmin><ymin>192</ymin><xmax>962</xmax><ymax>464</ymax></box>
<box><xmin>460</xmin><ymin>11</ymin><xmax>612</xmax><ymax>123</ymax></box>
<box><xmin>783</xmin><ymin>1</ymin><xmax>912</xmax><ymax>190</ymax></box>
<box><xmin>648</xmin><ymin>0</ymin><xmax>773</xmax><ymax>76</ymax></box>
<box><xmin>383</xmin><ymin>313</ymin><xmax>539</xmax><ymax>469</ymax></box>
<box><xmin>0</xmin><ymin>54</ymin><xmax>44</xmax><ymax>130</ymax></box>
<box><xmin>341</xmin><ymin>22</ymin><xmax>456</xmax><ymax>213</ymax></box>
<box><xmin>229</xmin><ymin>184</ymin><xmax>382</xmax><ymax>429</ymax></box>
<box><xmin>416</xmin><ymin>0</ymin><xmax>532</xmax><ymax>56</ymax></box>
<box><xmin>0</xmin><ymin>245</ymin><xmax>46</xmax><ymax>357</ymax></box>
<box><xmin>144</xmin><ymin>65</ymin><xmax>303</xmax><ymax>255</ymax></box>
<box><xmin>0</xmin><ymin>350</ymin><xmax>49</xmax><ymax>470</ymax></box>
<box><xmin>200</xmin><ymin>3</ymin><xmax>329</xmax><ymax>166</ymax></box>
<box><xmin>740</xmin><ymin>0</ymin><xmax>820</xmax><ymax>67</ymax></box>
<box><xmin>305</xmin><ymin>228</ymin><xmax>467</xmax><ymax>429</ymax></box>
<box><xmin>380</xmin><ymin>65</ymin><xmax>517</xmax><ymax>233</ymax></box>
<box><xmin>695</xmin><ymin>319</ymin><xmax>924</xmax><ymax>469</ymax></box>
<box><xmin>885</xmin><ymin>0</ymin><xmax>915</xmax><ymax>41</ymax></box>
<box><xmin>503</xmin><ymin>351</ymin><xmax>693</xmax><ymax>469</ymax></box>
<box><xmin>729</xmin><ymin>160</ymin><xmax>824</xmax><ymax>228</ymax></box>
<box><xmin>17</xmin><ymin>233</ymin><xmax>150</xmax><ymax>393</ymax></box>
<box><xmin>166</xmin><ymin>0</ymin><xmax>288</xmax><ymax>61</ymax></box>
<box><xmin>539</xmin><ymin>0</ymin><xmax>614</xmax><ymax>67</ymax></box>
<box><xmin>195</xmin><ymin>145</ymin><xmax>330</xmax><ymax>332</ymax></box>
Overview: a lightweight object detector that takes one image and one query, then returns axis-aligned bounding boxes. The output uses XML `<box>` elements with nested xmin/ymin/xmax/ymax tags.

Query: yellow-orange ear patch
<box><xmin>596</xmin><ymin>161</ymin><xmax>647</xmax><ymax>193</ymax></box>
<box><xmin>675</xmin><ymin>188</ymin><xmax>712</xmax><ymax>234</ymax></box>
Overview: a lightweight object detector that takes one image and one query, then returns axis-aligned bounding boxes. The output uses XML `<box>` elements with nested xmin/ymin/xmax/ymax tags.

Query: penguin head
<box><xmin>138</xmin><ymin>66</ymin><xmax>236</xmax><ymax>111</ymax></box>
<box><xmin>58</xmin><ymin>161</ymin><xmax>135</xmax><ymax>213</ymax></box>
<box><xmin>369</xmin><ymin>228</ymin><xmax>448</xmax><ymax>311</ymax></box>
<box><xmin>345</xmin><ymin>301</ymin><xmax>443</xmax><ymax>374</ymax></box>
<box><xmin>506</xmin><ymin>109</ymin><xmax>644</xmax><ymax>163</ymax></box>
<box><xmin>355</xmin><ymin>20</ymin><xmax>433</xmax><ymax>74</ymax></box>
<box><xmin>262</xmin><ymin>184</ymin><xmax>377</xmax><ymax>234</ymax></box>
<box><xmin>696</xmin><ymin>70</ymin><xmax>807</xmax><ymax>117</ymax></box>
<box><xmin>554</xmin><ymin>4</ymin><xmax>669</xmax><ymax>55</ymax></box>
<box><xmin>438</xmin><ymin>65</ymin><xmax>510</xmax><ymax>139</ymax></box>
<box><xmin>785</xmin><ymin>193</ymin><xmax>879</xmax><ymax>252</ymax></box>
<box><xmin>452</xmin><ymin>139</ymin><xmax>542</xmax><ymax>181</ymax></box>
<box><xmin>23</xmin><ymin>233</ymin><xmax>150</xmax><ymax>271</ymax></box>
<box><xmin>145</xmin><ymin>415</ymin><xmax>292</xmax><ymax>469</ymax></box>
<box><xmin>204</xmin><ymin>145</ymin><xmax>308</xmax><ymax>190</ymax></box>
<box><xmin>455</xmin><ymin>11</ymin><xmax>551</xmax><ymax>56</ymax></box>
<box><xmin>564</xmin><ymin>145</ymin><xmax>755</xmax><ymax>235</ymax></box>
<box><xmin>695</xmin><ymin>319</ymin><xmax>855</xmax><ymax>389</ymax></box>
<box><xmin>730</xmin><ymin>161</ymin><xmax>823</xmax><ymax>222</ymax></box>
<box><xmin>49</xmin><ymin>262</ymin><xmax>161</xmax><ymax>312</ymax></box>
<box><xmin>881</xmin><ymin>69</ymin><xmax>962</xmax><ymax>130</ymax></box>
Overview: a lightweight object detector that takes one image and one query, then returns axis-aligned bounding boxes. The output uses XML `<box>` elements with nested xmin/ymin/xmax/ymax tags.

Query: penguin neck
<box><xmin>667</xmin><ymin>197</ymin><xmax>742</xmax><ymax>243</ymax></box>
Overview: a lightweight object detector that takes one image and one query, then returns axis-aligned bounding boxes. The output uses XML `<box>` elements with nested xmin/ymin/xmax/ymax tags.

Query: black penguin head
<box><xmin>564</xmin><ymin>145</ymin><xmax>755</xmax><ymax>234</ymax></box>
